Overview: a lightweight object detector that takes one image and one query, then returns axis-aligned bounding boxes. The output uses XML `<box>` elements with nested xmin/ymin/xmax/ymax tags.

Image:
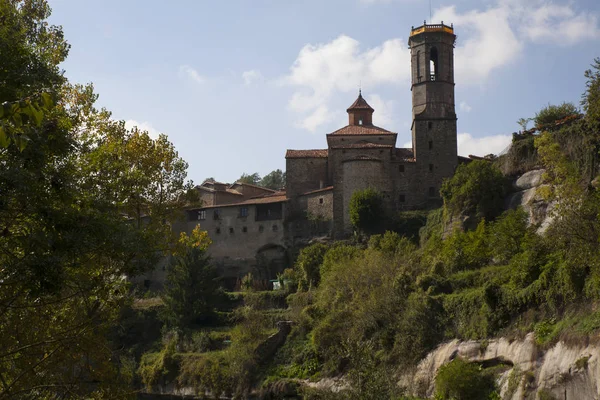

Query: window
<box><xmin>198</xmin><ymin>210</ymin><xmax>206</xmax><ymax>220</ymax></box>
<box><xmin>242</xmin><ymin>226</ymin><xmax>248</xmax><ymax>233</ymax></box>
<box><xmin>430</xmin><ymin>47</ymin><xmax>438</xmax><ymax>81</ymax></box>
<box><xmin>229</xmin><ymin>227</ymin><xmax>234</xmax><ymax>234</ymax></box>
<box><xmin>399</xmin><ymin>194</ymin><xmax>406</xmax><ymax>203</ymax></box>
<box><xmin>428</xmin><ymin>140</ymin><xmax>433</xmax><ymax>150</ymax></box>
<box><xmin>259</xmin><ymin>225</ymin><xmax>264</xmax><ymax>233</ymax></box>
<box><xmin>416</xmin><ymin>50</ymin><xmax>421</xmax><ymax>82</ymax></box>
<box><xmin>428</xmin><ymin>121</ymin><xmax>433</xmax><ymax>129</ymax></box>
<box><xmin>429</xmin><ymin>163</ymin><xmax>434</xmax><ymax>172</ymax></box>
<box><xmin>216</xmin><ymin>227</ymin><xmax>221</xmax><ymax>234</ymax></box>
<box><xmin>399</xmin><ymin>165</ymin><xmax>405</xmax><ymax>173</ymax></box>
<box><xmin>358</xmin><ymin>119</ymin><xmax>363</xmax><ymax>125</ymax></box>
<box><xmin>213</xmin><ymin>209</ymin><xmax>221</xmax><ymax>220</ymax></box>
<box><xmin>144</xmin><ymin>279</ymin><xmax>151</xmax><ymax>289</ymax></box>
<box><xmin>239</xmin><ymin>207</ymin><xmax>248</xmax><ymax>217</ymax></box>
<box><xmin>429</xmin><ymin>187</ymin><xmax>436</xmax><ymax>197</ymax></box>
<box><xmin>319</xmin><ymin>197</ymin><xmax>324</xmax><ymax>204</ymax></box>
<box><xmin>272</xmin><ymin>225</ymin><xmax>278</xmax><ymax>232</ymax></box>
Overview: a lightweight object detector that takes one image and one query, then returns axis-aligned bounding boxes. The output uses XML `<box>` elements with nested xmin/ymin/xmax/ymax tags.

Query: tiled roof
<box><xmin>395</xmin><ymin>148</ymin><xmax>415</xmax><ymax>162</ymax></box>
<box><xmin>196</xmin><ymin>195</ymin><xmax>289</xmax><ymax>209</ymax></box>
<box><xmin>230</xmin><ymin>182</ymin><xmax>276</xmax><ymax>193</ymax></box>
<box><xmin>301</xmin><ymin>186</ymin><xmax>334</xmax><ymax>196</ymax></box>
<box><xmin>346</xmin><ymin>92</ymin><xmax>374</xmax><ymax>112</ymax></box>
<box><xmin>285</xmin><ymin>149</ymin><xmax>328</xmax><ymax>158</ymax></box>
<box><xmin>331</xmin><ymin>143</ymin><xmax>393</xmax><ymax>149</ymax></box>
<box><xmin>328</xmin><ymin>125</ymin><xmax>395</xmax><ymax>136</ymax></box>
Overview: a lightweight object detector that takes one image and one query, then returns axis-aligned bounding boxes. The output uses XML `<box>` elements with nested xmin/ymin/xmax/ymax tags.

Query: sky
<box><xmin>48</xmin><ymin>0</ymin><xmax>600</xmax><ymax>184</ymax></box>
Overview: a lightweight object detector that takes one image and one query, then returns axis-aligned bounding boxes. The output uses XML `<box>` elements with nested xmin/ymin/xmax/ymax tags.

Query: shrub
<box><xmin>295</xmin><ymin>243</ymin><xmax>328</xmax><ymax>290</ymax></box>
<box><xmin>348</xmin><ymin>188</ymin><xmax>385</xmax><ymax>234</ymax></box>
<box><xmin>534</xmin><ymin>102</ymin><xmax>579</xmax><ymax>128</ymax></box>
<box><xmin>435</xmin><ymin>358</ymin><xmax>497</xmax><ymax>400</ymax></box>
<box><xmin>440</xmin><ymin>160</ymin><xmax>507</xmax><ymax>221</ymax></box>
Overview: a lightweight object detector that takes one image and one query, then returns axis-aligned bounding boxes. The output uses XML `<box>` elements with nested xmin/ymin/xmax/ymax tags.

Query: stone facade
<box><xmin>286</xmin><ymin>23</ymin><xmax>459</xmax><ymax>237</ymax></box>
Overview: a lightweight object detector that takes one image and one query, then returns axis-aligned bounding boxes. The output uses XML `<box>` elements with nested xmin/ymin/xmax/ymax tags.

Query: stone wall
<box><xmin>184</xmin><ymin>203</ymin><xmax>288</xmax><ymax>284</ymax></box>
<box><xmin>286</xmin><ymin>156</ymin><xmax>328</xmax><ymax>213</ymax></box>
<box><xmin>304</xmin><ymin>189</ymin><xmax>333</xmax><ymax>221</ymax></box>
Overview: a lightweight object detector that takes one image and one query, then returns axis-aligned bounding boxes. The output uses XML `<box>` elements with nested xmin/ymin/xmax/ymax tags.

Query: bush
<box><xmin>295</xmin><ymin>243</ymin><xmax>328</xmax><ymax>290</ymax></box>
<box><xmin>435</xmin><ymin>358</ymin><xmax>497</xmax><ymax>400</ymax></box>
<box><xmin>348</xmin><ymin>188</ymin><xmax>385</xmax><ymax>234</ymax></box>
<box><xmin>440</xmin><ymin>160</ymin><xmax>507</xmax><ymax>221</ymax></box>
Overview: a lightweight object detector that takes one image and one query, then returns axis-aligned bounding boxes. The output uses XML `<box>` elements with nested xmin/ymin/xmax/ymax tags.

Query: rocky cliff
<box><xmin>402</xmin><ymin>333</ymin><xmax>599</xmax><ymax>400</ymax></box>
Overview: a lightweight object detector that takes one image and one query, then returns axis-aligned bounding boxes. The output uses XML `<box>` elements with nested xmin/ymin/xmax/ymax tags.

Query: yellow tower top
<box><xmin>410</xmin><ymin>21</ymin><xmax>454</xmax><ymax>37</ymax></box>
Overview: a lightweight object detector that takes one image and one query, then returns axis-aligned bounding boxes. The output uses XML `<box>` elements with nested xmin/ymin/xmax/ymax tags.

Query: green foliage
<box><xmin>239</xmin><ymin>172</ymin><xmax>261</xmax><ymax>185</ymax></box>
<box><xmin>488</xmin><ymin>208</ymin><xmax>529</xmax><ymax>264</ymax></box>
<box><xmin>440</xmin><ymin>160</ymin><xmax>507</xmax><ymax>220</ymax></box>
<box><xmin>393</xmin><ymin>210</ymin><xmax>429</xmax><ymax>241</ymax></box>
<box><xmin>295</xmin><ymin>243</ymin><xmax>329</xmax><ymax>290</ymax></box>
<box><xmin>533</xmin><ymin>102</ymin><xmax>579</xmax><ymax>128</ymax></box>
<box><xmin>435</xmin><ymin>358</ymin><xmax>497</xmax><ymax>400</ymax></box>
<box><xmin>160</xmin><ymin>246</ymin><xmax>225</xmax><ymax>331</ymax></box>
<box><xmin>260</xmin><ymin>169</ymin><xmax>286</xmax><ymax>190</ymax></box>
<box><xmin>583</xmin><ymin>57</ymin><xmax>600</xmax><ymax>129</ymax></box>
<box><xmin>138</xmin><ymin>335</ymin><xmax>179</xmax><ymax>389</ymax></box>
<box><xmin>348</xmin><ymin>188</ymin><xmax>385</xmax><ymax>234</ymax></box>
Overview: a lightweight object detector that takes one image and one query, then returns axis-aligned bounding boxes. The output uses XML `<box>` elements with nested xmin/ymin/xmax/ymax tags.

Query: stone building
<box><xmin>286</xmin><ymin>22</ymin><xmax>459</xmax><ymax>237</ymax></box>
<box><xmin>143</xmin><ymin>22</ymin><xmax>464</xmax><ymax>288</ymax></box>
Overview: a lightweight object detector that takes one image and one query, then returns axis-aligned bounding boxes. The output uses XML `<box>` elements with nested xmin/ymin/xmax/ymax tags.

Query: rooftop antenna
<box><xmin>429</xmin><ymin>0</ymin><xmax>432</xmax><ymax>22</ymax></box>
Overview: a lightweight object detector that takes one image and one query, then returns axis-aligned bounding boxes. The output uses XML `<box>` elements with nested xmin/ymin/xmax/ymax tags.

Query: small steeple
<box><xmin>347</xmin><ymin>91</ymin><xmax>374</xmax><ymax>126</ymax></box>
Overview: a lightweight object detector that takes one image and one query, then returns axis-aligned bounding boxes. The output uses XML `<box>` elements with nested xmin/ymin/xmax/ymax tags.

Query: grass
<box><xmin>133</xmin><ymin>296</ymin><xmax>164</xmax><ymax>310</ymax></box>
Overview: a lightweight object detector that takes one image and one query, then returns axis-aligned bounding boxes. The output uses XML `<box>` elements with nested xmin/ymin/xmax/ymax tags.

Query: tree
<box><xmin>349</xmin><ymin>188</ymin><xmax>384</xmax><ymax>234</ymax></box>
<box><xmin>295</xmin><ymin>243</ymin><xmax>328</xmax><ymax>289</ymax></box>
<box><xmin>533</xmin><ymin>102</ymin><xmax>579</xmax><ymax>128</ymax></box>
<box><xmin>582</xmin><ymin>57</ymin><xmax>600</xmax><ymax>129</ymax></box>
<box><xmin>238</xmin><ymin>172</ymin><xmax>261</xmax><ymax>185</ymax></box>
<box><xmin>0</xmin><ymin>1</ymin><xmax>196</xmax><ymax>396</ymax></box>
<box><xmin>440</xmin><ymin>160</ymin><xmax>507</xmax><ymax>221</ymax></box>
<box><xmin>260</xmin><ymin>169</ymin><xmax>286</xmax><ymax>190</ymax></box>
<box><xmin>161</xmin><ymin>227</ymin><xmax>224</xmax><ymax>331</ymax></box>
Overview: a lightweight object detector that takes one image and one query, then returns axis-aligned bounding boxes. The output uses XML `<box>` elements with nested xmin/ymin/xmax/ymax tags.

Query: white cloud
<box><xmin>366</xmin><ymin>94</ymin><xmax>395</xmax><ymax>127</ymax></box>
<box><xmin>457</xmin><ymin>132</ymin><xmax>512</xmax><ymax>157</ymax></box>
<box><xmin>403</xmin><ymin>133</ymin><xmax>512</xmax><ymax>157</ymax></box>
<box><xmin>433</xmin><ymin>5</ymin><xmax>522</xmax><ymax>85</ymax></box>
<box><xmin>518</xmin><ymin>3</ymin><xmax>600</xmax><ymax>44</ymax></box>
<box><xmin>284</xmin><ymin>35</ymin><xmax>410</xmax><ymax>131</ymax></box>
<box><xmin>124</xmin><ymin>120</ymin><xmax>161</xmax><ymax>139</ymax></box>
<box><xmin>431</xmin><ymin>1</ymin><xmax>600</xmax><ymax>85</ymax></box>
<box><xmin>296</xmin><ymin>105</ymin><xmax>339</xmax><ymax>132</ymax></box>
<box><xmin>242</xmin><ymin>69</ymin><xmax>264</xmax><ymax>85</ymax></box>
<box><xmin>179</xmin><ymin>65</ymin><xmax>205</xmax><ymax>84</ymax></box>
<box><xmin>459</xmin><ymin>101</ymin><xmax>472</xmax><ymax>113</ymax></box>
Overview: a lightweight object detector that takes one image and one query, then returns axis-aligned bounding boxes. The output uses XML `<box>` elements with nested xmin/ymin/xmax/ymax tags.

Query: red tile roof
<box><xmin>346</xmin><ymin>92</ymin><xmax>374</xmax><ymax>112</ymax></box>
<box><xmin>197</xmin><ymin>195</ymin><xmax>288</xmax><ymax>209</ymax></box>
<box><xmin>230</xmin><ymin>182</ymin><xmax>276</xmax><ymax>193</ymax></box>
<box><xmin>285</xmin><ymin>149</ymin><xmax>328</xmax><ymax>158</ymax></box>
<box><xmin>331</xmin><ymin>143</ymin><xmax>393</xmax><ymax>149</ymax></box>
<box><xmin>328</xmin><ymin>125</ymin><xmax>395</xmax><ymax>136</ymax></box>
<box><xmin>395</xmin><ymin>148</ymin><xmax>415</xmax><ymax>162</ymax></box>
<box><xmin>301</xmin><ymin>186</ymin><xmax>334</xmax><ymax>196</ymax></box>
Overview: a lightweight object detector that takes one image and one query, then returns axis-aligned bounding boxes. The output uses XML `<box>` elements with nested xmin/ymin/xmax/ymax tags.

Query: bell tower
<box><xmin>408</xmin><ymin>21</ymin><xmax>458</xmax><ymax>203</ymax></box>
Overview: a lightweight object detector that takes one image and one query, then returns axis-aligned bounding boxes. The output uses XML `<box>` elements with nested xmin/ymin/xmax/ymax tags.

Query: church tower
<box><xmin>408</xmin><ymin>22</ymin><xmax>458</xmax><ymax>203</ymax></box>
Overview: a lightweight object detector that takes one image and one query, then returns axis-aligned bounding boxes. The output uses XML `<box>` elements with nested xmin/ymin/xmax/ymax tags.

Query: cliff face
<box><xmin>506</xmin><ymin>169</ymin><xmax>556</xmax><ymax>234</ymax></box>
<box><xmin>402</xmin><ymin>333</ymin><xmax>600</xmax><ymax>399</ymax></box>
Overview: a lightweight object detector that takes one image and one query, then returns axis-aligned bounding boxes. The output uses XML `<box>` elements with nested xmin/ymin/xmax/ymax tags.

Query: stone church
<box><xmin>286</xmin><ymin>22</ymin><xmax>460</xmax><ymax>237</ymax></box>
<box><xmin>141</xmin><ymin>22</ymin><xmax>466</xmax><ymax>289</ymax></box>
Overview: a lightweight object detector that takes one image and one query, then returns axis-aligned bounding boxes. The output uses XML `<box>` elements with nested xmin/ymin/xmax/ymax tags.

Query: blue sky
<box><xmin>48</xmin><ymin>0</ymin><xmax>600</xmax><ymax>183</ymax></box>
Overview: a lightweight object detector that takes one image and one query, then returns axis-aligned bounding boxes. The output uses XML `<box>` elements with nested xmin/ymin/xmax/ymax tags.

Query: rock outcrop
<box><xmin>402</xmin><ymin>333</ymin><xmax>600</xmax><ymax>400</ymax></box>
<box><xmin>506</xmin><ymin>169</ymin><xmax>556</xmax><ymax>233</ymax></box>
